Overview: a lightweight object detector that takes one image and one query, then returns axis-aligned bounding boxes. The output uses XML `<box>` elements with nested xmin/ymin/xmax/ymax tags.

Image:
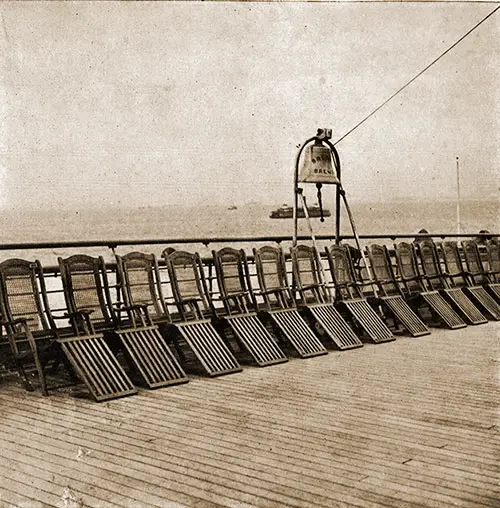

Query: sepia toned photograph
<box><xmin>0</xmin><ymin>1</ymin><xmax>498</xmax><ymax>506</ymax></box>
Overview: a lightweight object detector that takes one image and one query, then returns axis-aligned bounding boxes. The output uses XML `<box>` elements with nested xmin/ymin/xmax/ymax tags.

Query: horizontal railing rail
<box><xmin>0</xmin><ymin>232</ymin><xmax>498</xmax><ymax>252</ymax></box>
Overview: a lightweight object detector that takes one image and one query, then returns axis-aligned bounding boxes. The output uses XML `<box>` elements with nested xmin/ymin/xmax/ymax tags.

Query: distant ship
<box><xmin>270</xmin><ymin>204</ymin><xmax>331</xmax><ymax>219</ymax></box>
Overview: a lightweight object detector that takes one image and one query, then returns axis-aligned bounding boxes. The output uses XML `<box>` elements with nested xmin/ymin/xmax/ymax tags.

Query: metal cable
<box><xmin>334</xmin><ymin>5</ymin><xmax>500</xmax><ymax>145</ymax></box>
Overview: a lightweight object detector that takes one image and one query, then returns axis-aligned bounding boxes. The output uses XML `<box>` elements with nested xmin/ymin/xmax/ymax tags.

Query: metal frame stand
<box><xmin>292</xmin><ymin>128</ymin><xmax>374</xmax><ymax>283</ymax></box>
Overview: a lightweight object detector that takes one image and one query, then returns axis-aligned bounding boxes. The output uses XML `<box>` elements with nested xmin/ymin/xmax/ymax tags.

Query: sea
<box><xmin>0</xmin><ymin>199</ymin><xmax>498</xmax><ymax>264</ymax></box>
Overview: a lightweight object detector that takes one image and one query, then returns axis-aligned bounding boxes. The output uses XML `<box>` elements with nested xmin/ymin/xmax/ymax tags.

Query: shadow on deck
<box><xmin>0</xmin><ymin>323</ymin><xmax>499</xmax><ymax>508</ymax></box>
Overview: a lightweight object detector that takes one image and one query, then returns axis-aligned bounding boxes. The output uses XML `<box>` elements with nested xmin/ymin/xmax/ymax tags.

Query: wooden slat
<box><xmin>0</xmin><ymin>322</ymin><xmax>498</xmax><ymax>508</ymax></box>
<box><xmin>466</xmin><ymin>287</ymin><xmax>500</xmax><ymax>320</ymax></box>
<box><xmin>443</xmin><ymin>288</ymin><xmax>488</xmax><ymax>325</ymax></box>
<box><xmin>381</xmin><ymin>295</ymin><xmax>430</xmax><ymax>336</ymax></box>
<box><xmin>59</xmin><ymin>335</ymin><xmax>137</xmax><ymax>401</ymax></box>
<box><xmin>117</xmin><ymin>327</ymin><xmax>189</xmax><ymax>388</ymax></box>
<box><xmin>225</xmin><ymin>314</ymin><xmax>289</xmax><ymax>366</ymax></box>
<box><xmin>421</xmin><ymin>291</ymin><xmax>467</xmax><ymax>329</ymax></box>
<box><xmin>342</xmin><ymin>299</ymin><xmax>395</xmax><ymax>342</ymax></box>
<box><xmin>302</xmin><ymin>305</ymin><xmax>363</xmax><ymax>350</ymax></box>
<box><xmin>176</xmin><ymin>321</ymin><xmax>242</xmax><ymax>376</ymax></box>
<box><xmin>270</xmin><ymin>309</ymin><xmax>329</xmax><ymax>357</ymax></box>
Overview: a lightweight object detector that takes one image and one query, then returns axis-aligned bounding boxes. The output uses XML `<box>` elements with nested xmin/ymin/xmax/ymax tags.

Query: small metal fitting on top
<box><xmin>316</xmin><ymin>128</ymin><xmax>332</xmax><ymax>141</ymax></box>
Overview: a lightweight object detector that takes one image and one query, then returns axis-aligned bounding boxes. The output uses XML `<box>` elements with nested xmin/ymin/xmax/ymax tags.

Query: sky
<box><xmin>0</xmin><ymin>1</ymin><xmax>498</xmax><ymax>210</ymax></box>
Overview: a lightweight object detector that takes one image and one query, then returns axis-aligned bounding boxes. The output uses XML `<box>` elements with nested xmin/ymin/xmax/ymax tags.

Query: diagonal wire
<box><xmin>334</xmin><ymin>5</ymin><xmax>500</xmax><ymax>145</ymax></box>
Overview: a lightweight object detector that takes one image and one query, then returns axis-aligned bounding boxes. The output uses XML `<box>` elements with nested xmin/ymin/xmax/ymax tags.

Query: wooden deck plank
<box><xmin>2</xmin><ymin>397</ymin><xmax>497</xmax><ymax>506</ymax></box>
<box><xmin>110</xmin><ymin>382</ymin><xmax>500</xmax><ymax>474</ymax></box>
<box><xmin>0</xmin><ymin>487</ymin><xmax>54</xmax><ymax>508</ymax></box>
<box><xmin>168</xmin><ymin>382</ymin><xmax>498</xmax><ymax>468</ymax></box>
<box><xmin>0</xmin><ymin>456</ymin><xmax>125</xmax><ymax>508</ymax></box>
<box><xmin>12</xmin><ymin>391</ymin><xmax>497</xmax><ymax>496</ymax></box>
<box><xmin>143</xmin><ymin>375</ymin><xmax>497</xmax><ymax>448</ymax></box>
<box><xmin>0</xmin><ymin>322</ymin><xmax>498</xmax><ymax>507</ymax></box>
<box><xmin>0</xmin><ymin>419</ymin><xmax>245</xmax><ymax>508</ymax></box>
<box><xmin>4</xmin><ymin>390</ymin><xmax>498</xmax><ymax>499</ymax></box>
<box><xmin>70</xmin><ymin>366</ymin><xmax>495</xmax><ymax>447</ymax></box>
<box><xmin>0</xmin><ymin>464</ymin><xmax>61</xmax><ymax>508</ymax></box>
<box><xmin>0</xmin><ymin>440</ymin><xmax>189</xmax><ymax>508</ymax></box>
<box><xmin>0</xmin><ymin>413</ymin><xmax>412</xmax><ymax>508</ymax></box>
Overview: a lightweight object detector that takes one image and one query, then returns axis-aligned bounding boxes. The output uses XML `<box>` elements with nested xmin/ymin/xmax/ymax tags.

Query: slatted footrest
<box><xmin>117</xmin><ymin>326</ymin><xmax>189</xmax><ymax>388</ymax></box>
<box><xmin>443</xmin><ymin>288</ymin><xmax>487</xmax><ymax>325</ymax></box>
<box><xmin>269</xmin><ymin>308</ymin><xmax>329</xmax><ymax>357</ymax></box>
<box><xmin>342</xmin><ymin>300</ymin><xmax>394</xmax><ymax>343</ymax></box>
<box><xmin>465</xmin><ymin>287</ymin><xmax>500</xmax><ymax>320</ymax></box>
<box><xmin>225</xmin><ymin>314</ymin><xmax>288</xmax><ymax>366</ymax></box>
<box><xmin>307</xmin><ymin>304</ymin><xmax>362</xmax><ymax>350</ymax></box>
<box><xmin>486</xmin><ymin>283</ymin><xmax>500</xmax><ymax>304</ymax></box>
<box><xmin>421</xmin><ymin>291</ymin><xmax>467</xmax><ymax>329</ymax></box>
<box><xmin>58</xmin><ymin>334</ymin><xmax>137</xmax><ymax>402</ymax></box>
<box><xmin>176</xmin><ymin>320</ymin><xmax>242</xmax><ymax>376</ymax></box>
<box><xmin>381</xmin><ymin>296</ymin><xmax>430</xmax><ymax>337</ymax></box>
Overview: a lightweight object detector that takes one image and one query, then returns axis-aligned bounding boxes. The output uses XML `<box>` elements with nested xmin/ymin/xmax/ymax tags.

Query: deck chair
<box><xmin>439</xmin><ymin>241</ymin><xmax>500</xmax><ymax>320</ymax></box>
<box><xmin>462</xmin><ymin>240</ymin><xmax>500</xmax><ymax>303</ymax></box>
<box><xmin>393</xmin><ymin>242</ymin><xmax>466</xmax><ymax>329</ymax></box>
<box><xmin>214</xmin><ymin>246</ymin><xmax>325</xmax><ymax>360</ymax></box>
<box><xmin>292</xmin><ymin>244</ymin><xmax>383</xmax><ymax>346</ymax></box>
<box><xmin>162</xmin><ymin>249</ymin><xmax>242</xmax><ymax>376</ymax></box>
<box><xmin>366</xmin><ymin>245</ymin><xmax>430</xmax><ymax>337</ymax></box>
<box><xmin>414</xmin><ymin>240</ymin><xmax>487</xmax><ymax>325</ymax></box>
<box><xmin>211</xmin><ymin>247</ymin><xmax>290</xmax><ymax>364</ymax></box>
<box><xmin>118</xmin><ymin>250</ymin><xmax>241</xmax><ymax>377</ymax></box>
<box><xmin>59</xmin><ymin>254</ymin><xmax>187</xmax><ymax>392</ymax></box>
<box><xmin>253</xmin><ymin>245</ymin><xmax>359</xmax><ymax>352</ymax></box>
<box><xmin>324</xmin><ymin>244</ymin><xmax>394</xmax><ymax>344</ymax></box>
<box><xmin>113</xmin><ymin>252</ymin><xmax>189</xmax><ymax>387</ymax></box>
<box><xmin>0</xmin><ymin>258</ymin><xmax>136</xmax><ymax>401</ymax></box>
<box><xmin>485</xmin><ymin>241</ymin><xmax>500</xmax><ymax>300</ymax></box>
<box><xmin>0</xmin><ymin>259</ymin><xmax>62</xmax><ymax>396</ymax></box>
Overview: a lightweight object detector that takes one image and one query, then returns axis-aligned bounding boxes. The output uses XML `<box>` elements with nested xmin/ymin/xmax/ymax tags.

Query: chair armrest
<box><xmin>400</xmin><ymin>274</ymin><xmax>419</xmax><ymax>283</ymax></box>
<box><xmin>351</xmin><ymin>279</ymin><xmax>371</xmax><ymax>288</ymax></box>
<box><xmin>301</xmin><ymin>283</ymin><xmax>322</xmax><ymax>291</ymax></box>
<box><xmin>52</xmin><ymin>314</ymin><xmax>73</xmax><ymax>320</ymax></box>
<box><xmin>0</xmin><ymin>317</ymin><xmax>29</xmax><ymax>326</ymax></box>
<box><xmin>220</xmin><ymin>291</ymin><xmax>248</xmax><ymax>299</ymax></box>
<box><xmin>258</xmin><ymin>287</ymin><xmax>283</xmax><ymax>295</ymax></box>
<box><xmin>70</xmin><ymin>308</ymin><xmax>95</xmax><ymax>316</ymax></box>
<box><xmin>113</xmin><ymin>302</ymin><xmax>147</xmax><ymax>312</ymax></box>
<box><xmin>61</xmin><ymin>310</ymin><xmax>93</xmax><ymax>319</ymax></box>
<box><xmin>177</xmin><ymin>297</ymin><xmax>200</xmax><ymax>305</ymax></box>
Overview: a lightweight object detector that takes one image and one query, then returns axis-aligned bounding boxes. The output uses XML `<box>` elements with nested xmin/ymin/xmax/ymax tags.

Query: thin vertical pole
<box><xmin>456</xmin><ymin>156</ymin><xmax>461</xmax><ymax>234</ymax></box>
<box><xmin>335</xmin><ymin>172</ymin><xmax>341</xmax><ymax>244</ymax></box>
<box><xmin>324</xmin><ymin>140</ymin><xmax>342</xmax><ymax>245</ymax></box>
<box><xmin>293</xmin><ymin>136</ymin><xmax>316</xmax><ymax>247</ymax></box>
<box><xmin>340</xmin><ymin>189</ymin><xmax>378</xmax><ymax>298</ymax></box>
<box><xmin>293</xmin><ymin>181</ymin><xmax>298</xmax><ymax>247</ymax></box>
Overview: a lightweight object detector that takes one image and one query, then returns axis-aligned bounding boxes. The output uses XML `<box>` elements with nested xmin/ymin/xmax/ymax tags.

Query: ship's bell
<box><xmin>298</xmin><ymin>144</ymin><xmax>340</xmax><ymax>185</ymax></box>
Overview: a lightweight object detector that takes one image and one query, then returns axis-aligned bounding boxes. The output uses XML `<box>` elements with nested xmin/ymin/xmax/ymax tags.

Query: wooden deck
<box><xmin>0</xmin><ymin>323</ymin><xmax>498</xmax><ymax>508</ymax></box>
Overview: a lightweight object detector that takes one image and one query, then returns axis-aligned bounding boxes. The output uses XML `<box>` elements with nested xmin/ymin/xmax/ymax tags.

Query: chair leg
<box><xmin>32</xmin><ymin>349</ymin><xmax>49</xmax><ymax>396</ymax></box>
<box><xmin>61</xmin><ymin>354</ymin><xmax>79</xmax><ymax>383</ymax></box>
<box><xmin>15</xmin><ymin>361</ymin><xmax>34</xmax><ymax>392</ymax></box>
<box><xmin>50</xmin><ymin>355</ymin><xmax>62</xmax><ymax>373</ymax></box>
<box><xmin>165</xmin><ymin>326</ymin><xmax>187</xmax><ymax>363</ymax></box>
